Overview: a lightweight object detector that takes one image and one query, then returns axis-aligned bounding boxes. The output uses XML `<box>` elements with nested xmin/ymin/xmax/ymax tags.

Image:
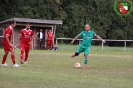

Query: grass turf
<box><xmin>0</xmin><ymin>45</ymin><xmax>133</xmax><ymax>88</ymax></box>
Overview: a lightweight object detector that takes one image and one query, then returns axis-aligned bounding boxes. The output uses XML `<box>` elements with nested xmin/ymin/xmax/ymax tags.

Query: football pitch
<box><xmin>0</xmin><ymin>45</ymin><xmax>133</xmax><ymax>88</ymax></box>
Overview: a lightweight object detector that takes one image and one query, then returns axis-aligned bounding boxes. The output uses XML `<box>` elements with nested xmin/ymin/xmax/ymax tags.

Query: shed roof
<box><xmin>0</xmin><ymin>18</ymin><xmax>62</xmax><ymax>25</ymax></box>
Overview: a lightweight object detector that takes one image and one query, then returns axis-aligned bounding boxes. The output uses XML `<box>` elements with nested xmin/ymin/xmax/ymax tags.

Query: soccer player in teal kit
<box><xmin>70</xmin><ymin>24</ymin><xmax>105</xmax><ymax>69</ymax></box>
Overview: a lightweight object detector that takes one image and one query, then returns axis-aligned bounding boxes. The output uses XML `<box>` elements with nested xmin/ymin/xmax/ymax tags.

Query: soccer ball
<box><xmin>74</xmin><ymin>63</ymin><xmax>81</xmax><ymax>68</ymax></box>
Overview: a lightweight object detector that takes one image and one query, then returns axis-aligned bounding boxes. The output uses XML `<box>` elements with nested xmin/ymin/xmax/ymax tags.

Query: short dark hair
<box><xmin>10</xmin><ymin>20</ymin><xmax>16</xmax><ymax>25</ymax></box>
<box><xmin>26</xmin><ymin>22</ymin><xmax>30</xmax><ymax>25</ymax></box>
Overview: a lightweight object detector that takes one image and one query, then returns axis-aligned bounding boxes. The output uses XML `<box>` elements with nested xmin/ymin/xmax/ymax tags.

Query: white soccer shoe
<box><xmin>1</xmin><ymin>63</ymin><xmax>9</xmax><ymax>66</ymax></box>
<box><xmin>13</xmin><ymin>64</ymin><xmax>20</xmax><ymax>67</ymax></box>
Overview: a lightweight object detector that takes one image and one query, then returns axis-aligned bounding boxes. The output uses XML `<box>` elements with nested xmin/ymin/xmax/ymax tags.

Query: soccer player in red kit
<box><xmin>46</xmin><ymin>30</ymin><xmax>54</xmax><ymax>50</ymax></box>
<box><xmin>1</xmin><ymin>20</ymin><xmax>19</xmax><ymax>67</ymax></box>
<box><xmin>19</xmin><ymin>23</ymin><xmax>34</xmax><ymax>64</ymax></box>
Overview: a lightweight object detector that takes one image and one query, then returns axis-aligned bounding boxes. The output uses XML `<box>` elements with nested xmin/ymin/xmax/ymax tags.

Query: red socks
<box><xmin>21</xmin><ymin>50</ymin><xmax>29</xmax><ymax>62</ymax></box>
<box><xmin>2</xmin><ymin>55</ymin><xmax>7</xmax><ymax>64</ymax></box>
<box><xmin>24</xmin><ymin>52</ymin><xmax>28</xmax><ymax>62</ymax></box>
<box><xmin>11</xmin><ymin>55</ymin><xmax>16</xmax><ymax>64</ymax></box>
<box><xmin>20</xmin><ymin>50</ymin><xmax>24</xmax><ymax>61</ymax></box>
<box><xmin>2</xmin><ymin>55</ymin><xmax>16</xmax><ymax>64</ymax></box>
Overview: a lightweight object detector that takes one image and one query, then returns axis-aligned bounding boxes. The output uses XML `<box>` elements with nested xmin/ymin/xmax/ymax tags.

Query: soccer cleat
<box><xmin>71</xmin><ymin>54</ymin><xmax>75</xmax><ymax>58</ymax></box>
<box><xmin>1</xmin><ymin>63</ymin><xmax>9</xmax><ymax>66</ymax></box>
<box><xmin>83</xmin><ymin>65</ymin><xmax>87</xmax><ymax>69</ymax></box>
<box><xmin>13</xmin><ymin>64</ymin><xmax>20</xmax><ymax>67</ymax></box>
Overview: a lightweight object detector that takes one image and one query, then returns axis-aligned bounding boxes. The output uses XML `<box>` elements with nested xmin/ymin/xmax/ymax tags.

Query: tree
<box><xmin>0</xmin><ymin>0</ymin><xmax>133</xmax><ymax>46</ymax></box>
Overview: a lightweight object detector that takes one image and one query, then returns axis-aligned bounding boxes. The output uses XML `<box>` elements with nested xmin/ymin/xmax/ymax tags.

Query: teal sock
<box><xmin>84</xmin><ymin>58</ymin><xmax>88</xmax><ymax>66</ymax></box>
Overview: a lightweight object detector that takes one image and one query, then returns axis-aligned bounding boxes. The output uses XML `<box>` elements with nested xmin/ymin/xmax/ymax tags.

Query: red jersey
<box><xmin>47</xmin><ymin>32</ymin><xmax>54</xmax><ymax>40</ymax></box>
<box><xmin>2</xmin><ymin>26</ymin><xmax>13</xmax><ymax>43</ymax></box>
<box><xmin>20</xmin><ymin>29</ymin><xmax>34</xmax><ymax>45</ymax></box>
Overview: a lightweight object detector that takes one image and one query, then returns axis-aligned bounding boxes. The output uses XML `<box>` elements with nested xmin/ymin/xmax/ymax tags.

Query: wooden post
<box><xmin>124</xmin><ymin>40</ymin><xmax>126</xmax><ymax>52</ymax></box>
<box><xmin>102</xmin><ymin>41</ymin><xmax>104</xmax><ymax>51</ymax></box>
<box><xmin>53</xmin><ymin>25</ymin><xmax>56</xmax><ymax>46</ymax></box>
<box><xmin>56</xmin><ymin>38</ymin><xmax>58</xmax><ymax>46</ymax></box>
<box><xmin>45</xmin><ymin>29</ymin><xmax>47</xmax><ymax>49</ymax></box>
<box><xmin>33</xmin><ymin>28</ymin><xmax>36</xmax><ymax>50</ymax></box>
<box><xmin>79</xmin><ymin>40</ymin><xmax>81</xmax><ymax>45</ymax></box>
<box><xmin>13</xmin><ymin>28</ymin><xmax>14</xmax><ymax>46</ymax></box>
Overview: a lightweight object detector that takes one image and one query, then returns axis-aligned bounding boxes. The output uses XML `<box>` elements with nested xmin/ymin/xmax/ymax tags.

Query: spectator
<box><xmin>36</xmin><ymin>29</ymin><xmax>44</xmax><ymax>49</ymax></box>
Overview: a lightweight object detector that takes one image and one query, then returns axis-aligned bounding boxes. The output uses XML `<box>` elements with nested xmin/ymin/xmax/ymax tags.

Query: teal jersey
<box><xmin>78</xmin><ymin>30</ymin><xmax>96</xmax><ymax>47</ymax></box>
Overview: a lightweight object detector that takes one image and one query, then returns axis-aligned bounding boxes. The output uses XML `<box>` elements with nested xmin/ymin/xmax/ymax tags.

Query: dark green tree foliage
<box><xmin>0</xmin><ymin>0</ymin><xmax>133</xmax><ymax>46</ymax></box>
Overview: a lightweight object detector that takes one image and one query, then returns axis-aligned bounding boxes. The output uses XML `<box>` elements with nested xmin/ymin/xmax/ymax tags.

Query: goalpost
<box><xmin>55</xmin><ymin>38</ymin><xmax>133</xmax><ymax>52</ymax></box>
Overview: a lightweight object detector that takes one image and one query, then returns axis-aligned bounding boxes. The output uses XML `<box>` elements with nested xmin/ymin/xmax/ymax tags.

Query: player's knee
<box><xmin>75</xmin><ymin>52</ymin><xmax>79</xmax><ymax>56</ymax></box>
<box><xmin>5</xmin><ymin>52</ymin><xmax>9</xmax><ymax>55</ymax></box>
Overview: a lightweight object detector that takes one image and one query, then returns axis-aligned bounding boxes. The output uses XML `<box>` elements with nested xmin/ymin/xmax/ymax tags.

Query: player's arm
<box><xmin>11</xmin><ymin>34</ymin><xmax>13</xmax><ymax>44</ymax></box>
<box><xmin>5</xmin><ymin>29</ymin><xmax>13</xmax><ymax>47</ymax></box>
<box><xmin>29</xmin><ymin>32</ymin><xmax>34</xmax><ymax>45</ymax></box>
<box><xmin>29</xmin><ymin>37</ymin><xmax>33</xmax><ymax>45</ymax></box>
<box><xmin>18</xmin><ymin>34</ymin><xmax>22</xmax><ymax>45</ymax></box>
<box><xmin>70</xmin><ymin>32</ymin><xmax>83</xmax><ymax>44</ymax></box>
<box><xmin>70</xmin><ymin>36</ymin><xmax>78</xmax><ymax>44</ymax></box>
<box><xmin>95</xmin><ymin>34</ymin><xmax>105</xmax><ymax>43</ymax></box>
<box><xmin>5</xmin><ymin>34</ymin><xmax>13</xmax><ymax>47</ymax></box>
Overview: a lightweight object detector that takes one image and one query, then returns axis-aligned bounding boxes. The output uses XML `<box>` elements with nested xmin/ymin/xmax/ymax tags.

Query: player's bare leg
<box><xmin>1</xmin><ymin>51</ymin><xmax>9</xmax><ymax>66</ymax></box>
<box><xmin>83</xmin><ymin>55</ymin><xmax>88</xmax><ymax>69</ymax></box>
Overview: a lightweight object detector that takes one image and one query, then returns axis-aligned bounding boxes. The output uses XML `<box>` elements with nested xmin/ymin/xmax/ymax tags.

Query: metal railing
<box><xmin>55</xmin><ymin>38</ymin><xmax>133</xmax><ymax>51</ymax></box>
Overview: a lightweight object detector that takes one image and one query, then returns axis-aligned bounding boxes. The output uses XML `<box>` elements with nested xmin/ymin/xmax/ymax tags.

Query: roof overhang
<box><xmin>0</xmin><ymin>18</ymin><xmax>63</xmax><ymax>26</ymax></box>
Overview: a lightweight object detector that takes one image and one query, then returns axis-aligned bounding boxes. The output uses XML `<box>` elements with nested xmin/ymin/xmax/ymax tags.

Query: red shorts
<box><xmin>47</xmin><ymin>40</ymin><xmax>54</xmax><ymax>45</ymax></box>
<box><xmin>2</xmin><ymin>41</ymin><xmax>14</xmax><ymax>52</ymax></box>
<box><xmin>20</xmin><ymin>44</ymin><xmax>30</xmax><ymax>53</ymax></box>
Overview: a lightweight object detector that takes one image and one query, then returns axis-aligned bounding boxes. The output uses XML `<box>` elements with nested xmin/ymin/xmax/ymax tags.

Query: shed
<box><xmin>0</xmin><ymin>18</ymin><xmax>62</xmax><ymax>49</ymax></box>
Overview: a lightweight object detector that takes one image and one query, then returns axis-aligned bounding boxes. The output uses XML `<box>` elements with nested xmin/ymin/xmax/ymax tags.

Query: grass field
<box><xmin>0</xmin><ymin>45</ymin><xmax>133</xmax><ymax>88</ymax></box>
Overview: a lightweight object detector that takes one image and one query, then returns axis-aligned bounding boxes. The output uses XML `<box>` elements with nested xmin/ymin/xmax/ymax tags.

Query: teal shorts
<box><xmin>76</xmin><ymin>46</ymin><xmax>91</xmax><ymax>55</ymax></box>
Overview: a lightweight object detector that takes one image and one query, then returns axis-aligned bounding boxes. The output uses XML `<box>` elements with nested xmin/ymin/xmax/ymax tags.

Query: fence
<box><xmin>55</xmin><ymin>38</ymin><xmax>133</xmax><ymax>52</ymax></box>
